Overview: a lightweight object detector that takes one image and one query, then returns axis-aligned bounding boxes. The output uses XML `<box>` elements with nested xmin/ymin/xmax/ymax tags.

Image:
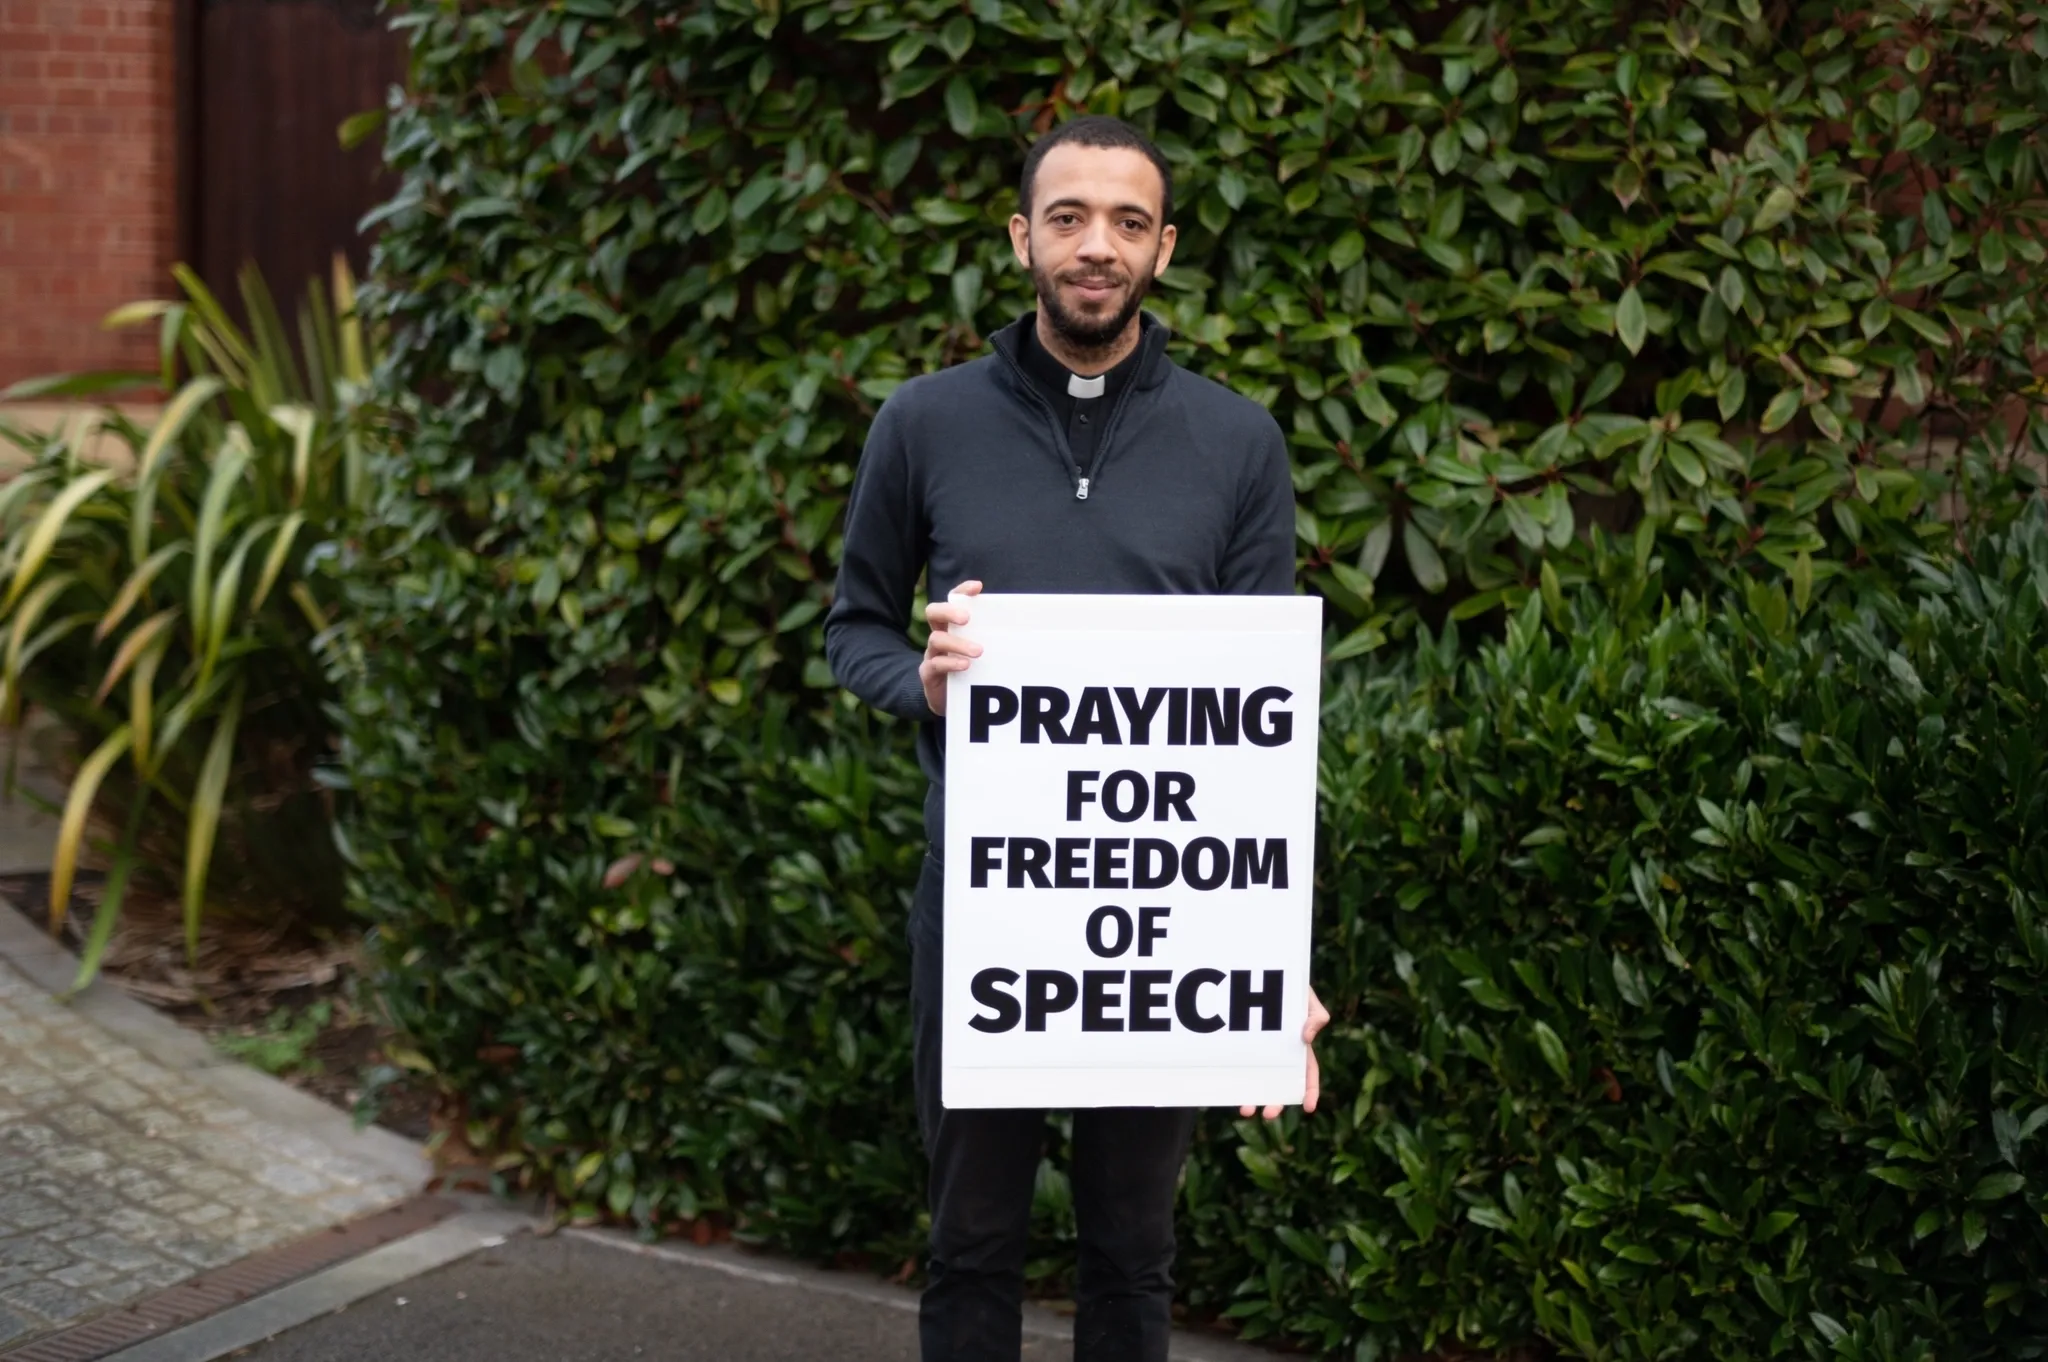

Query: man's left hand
<box><xmin>1242</xmin><ymin>986</ymin><xmax>1330</xmax><ymax>1121</ymax></box>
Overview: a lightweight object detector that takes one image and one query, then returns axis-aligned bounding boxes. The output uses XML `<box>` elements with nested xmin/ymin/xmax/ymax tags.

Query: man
<box><xmin>825</xmin><ymin>115</ymin><xmax>1329</xmax><ymax>1362</ymax></box>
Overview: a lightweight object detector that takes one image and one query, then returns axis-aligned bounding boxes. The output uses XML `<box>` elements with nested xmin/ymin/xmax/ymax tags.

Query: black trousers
<box><xmin>910</xmin><ymin>854</ymin><xmax>1198</xmax><ymax>1362</ymax></box>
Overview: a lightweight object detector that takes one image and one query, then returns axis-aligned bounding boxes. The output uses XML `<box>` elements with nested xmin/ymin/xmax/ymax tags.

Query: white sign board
<box><xmin>942</xmin><ymin>593</ymin><xmax>1322</xmax><ymax>1109</ymax></box>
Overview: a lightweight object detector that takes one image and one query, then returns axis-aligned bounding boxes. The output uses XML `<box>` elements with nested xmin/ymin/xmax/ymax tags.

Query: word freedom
<box><xmin>969</xmin><ymin>834</ymin><xmax>1286</xmax><ymax>893</ymax></box>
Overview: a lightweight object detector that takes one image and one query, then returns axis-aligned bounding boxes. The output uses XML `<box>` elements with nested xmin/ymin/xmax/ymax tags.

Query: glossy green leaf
<box><xmin>1616</xmin><ymin>286</ymin><xmax>1647</xmax><ymax>355</ymax></box>
<box><xmin>1760</xmin><ymin>388</ymin><xmax>1802</xmax><ymax>433</ymax></box>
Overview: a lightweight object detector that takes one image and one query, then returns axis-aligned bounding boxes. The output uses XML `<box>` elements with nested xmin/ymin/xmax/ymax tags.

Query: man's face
<box><xmin>1008</xmin><ymin>144</ymin><xmax>1178</xmax><ymax>354</ymax></box>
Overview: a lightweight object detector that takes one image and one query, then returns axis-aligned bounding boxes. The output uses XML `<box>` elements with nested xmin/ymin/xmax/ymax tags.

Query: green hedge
<box><xmin>336</xmin><ymin>0</ymin><xmax>2048</xmax><ymax>1356</ymax></box>
<box><xmin>1192</xmin><ymin>514</ymin><xmax>2048</xmax><ymax>1358</ymax></box>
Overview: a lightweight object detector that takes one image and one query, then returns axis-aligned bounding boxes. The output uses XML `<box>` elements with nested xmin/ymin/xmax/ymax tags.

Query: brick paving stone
<box><xmin>4</xmin><ymin>1122</ymin><xmax>57</xmax><ymax>1149</ymax></box>
<box><xmin>0</xmin><ymin>1305</ymin><xmax>35</xmax><ymax>1346</ymax></box>
<box><xmin>177</xmin><ymin>1167</ymin><xmax>244</xmax><ymax>1198</ymax></box>
<box><xmin>0</xmin><ymin>1277</ymin><xmax>96</xmax><ymax>1324</ymax></box>
<box><xmin>102</xmin><ymin>1208</ymin><xmax>182</xmax><ymax>1242</ymax></box>
<box><xmin>42</xmin><ymin>1146</ymin><xmax>114</xmax><ymax>1179</ymax></box>
<box><xmin>0</xmin><ymin>1191</ymin><xmax>66</xmax><ymax>1232</ymax></box>
<box><xmin>88</xmin><ymin>1278</ymin><xmax>150</xmax><ymax>1308</ymax></box>
<box><xmin>34</xmin><ymin>1221</ymin><xmax>95</xmax><ymax>1244</ymax></box>
<box><xmin>99</xmin><ymin>1167</ymin><xmax>174</xmax><ymax>1201</ymax></box>
<box><xmin>30</xmin><ymin>1230</ymin><xmax>89</xmax><ymax>1258</ymax></box>
<box><xmin>79</xmin><ymin>1077</ymin><xmax>150</xmax><ymax>1111</ymax></box>
<box><xmin>317</xmin><ymin>1187</ymin><xmax>396</xmax><ymax>1220</ymax></box>
<box><xmin>0</xmin><ymin>1078</ymin><xmax>61</xmax><ymax>1110</ymax></box>
<box><xmin>222</xmin><ymin>1211</ymin><xmax>269</xmax><ymax>1242</ymax></box>
<box><xmin>0</xmin><ymin>1235</ymin><xmax>73</xmax><ymax>1274</ymax></box>
<box><xmin>227</xmin><ymin>1227</ymin><xmax>295</xmax><ymax>1257</ymax></box>
<box><xmin>155</xmin><ymin>1233</ymin><xmax>242</xmax><ymax>1269</ymax></box>
<box><xmin>94</xmin><ymin>1258</ymin><xmax>189</xmax><ymax>1305</ymax></box>
<box><xmin>0</xmin><ymin>950</ymin><xmax>413</xmax><ymax>1350</ymax></box>
<box><xmin>46</xmin><ymin>1184</ymin><xmax>126</xmax><ymax>1220</ymax></box>
<box><xmin>188</xmin><ymin>1099</ymin><xmax>252</xmax><ymax>1126</ymax></box>
<box><xmin>66</xmin><ymin>1232</ymin><xmax>169</xmax><ymax>1273</ymax></box>
<box><xmin>251</xmin><ymin>1160</ymin><xmax>334</xmax><ymax>1198</ymax></box>
<box><xmin>50</xmin><ymin>1259</ymin><xmax>117</xmax><ymax>1289</ymax></box>
<box><xmin>47</xmin><ymin>1104</ymin><xmax>124</xmax><ymax>1141</ymax></box>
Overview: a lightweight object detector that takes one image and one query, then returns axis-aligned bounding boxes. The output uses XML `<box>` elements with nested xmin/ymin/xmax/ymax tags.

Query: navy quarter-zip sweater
<box><xmin>823</xmin><ymin>311</ymin><xmax>1297</xmax><ymax>852</ymax></box>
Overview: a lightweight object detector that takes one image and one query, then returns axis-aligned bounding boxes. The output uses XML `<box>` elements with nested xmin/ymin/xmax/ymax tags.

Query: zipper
<box><xmin>1083</xmin><ymin>376</ymin><xmax>1144</xmax><ymax>497</ymax></box>
<box><xmin>993</xmin><ymin>335</ymin><xmax>1148</xmax><ymax>502</ymax></box>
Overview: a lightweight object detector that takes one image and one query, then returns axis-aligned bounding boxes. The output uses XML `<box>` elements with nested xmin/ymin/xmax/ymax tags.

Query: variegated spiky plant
<box><xmin>0</xmin><ymin>256</ymin><xmax>376</xmax><ymax>986</ymax></box>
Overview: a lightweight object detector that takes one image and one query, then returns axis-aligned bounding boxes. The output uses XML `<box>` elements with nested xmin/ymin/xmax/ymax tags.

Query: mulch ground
<box><xmin>0</xmin><ymin>868</ymin><xmax>436</xmax><ymax>1141</ymax></box>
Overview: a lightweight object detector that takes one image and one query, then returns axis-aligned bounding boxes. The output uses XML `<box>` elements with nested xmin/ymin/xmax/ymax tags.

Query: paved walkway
<box><xmin>0</xmin><ymin>725</ymin><xmax>426</xmax><ymax>1351</ymax></box>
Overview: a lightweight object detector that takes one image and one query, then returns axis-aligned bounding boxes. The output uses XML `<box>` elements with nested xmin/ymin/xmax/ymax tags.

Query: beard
<box><xmin>1029</xmin><ymin>247</ymin><xmax>1157</xmax><ymax>362</ymax></box>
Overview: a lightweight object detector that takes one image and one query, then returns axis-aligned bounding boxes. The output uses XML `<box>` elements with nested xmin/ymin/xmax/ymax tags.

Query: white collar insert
<box><xmin>1066</xmin><ymin>372</ymin><xmax>1106</xmax><ymax>399</ymax></box>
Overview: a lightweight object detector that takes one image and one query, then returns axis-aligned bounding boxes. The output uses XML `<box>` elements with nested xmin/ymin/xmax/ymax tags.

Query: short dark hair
<box><xmin>1018</xmin><ymin>115</ymin><xmax>1174</xmax><ymax>227</ymax></box>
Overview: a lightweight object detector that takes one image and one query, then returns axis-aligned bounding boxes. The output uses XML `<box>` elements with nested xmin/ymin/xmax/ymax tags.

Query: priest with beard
<box><xmin>823</xmin><ymin>114</ymin><xmax>1331</xmax><ymax>1362</ymax></box>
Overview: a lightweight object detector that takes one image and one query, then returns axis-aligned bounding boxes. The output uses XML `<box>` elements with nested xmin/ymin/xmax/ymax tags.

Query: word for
<box><xmin>1065</xmin><ymin>769</ymin><xmax>1196</xmax><ymax>822</ymax></box>
<box><xmin>969</xmin><ymin>685</ymin><xmax>1296</xmax><ymax>747</ymax></box>
<box><xmin>969</xmin><ymin>835</ymin><xmax>1288</xmax><ymax>892</ymax></box>
<box><xmin>968</xmin><ymin>966</ymin><xmax>1285</xmax><ymax>1033</ymax></box>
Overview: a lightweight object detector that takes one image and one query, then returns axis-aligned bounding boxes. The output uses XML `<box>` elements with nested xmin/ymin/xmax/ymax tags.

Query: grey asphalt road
<box><xmin>219</xmin><ymin>1231</ymin><xmax>1275</xmax><ymax>1362</ymax></box>
<box><xmin>223</xmin><ymin>1232</ymin><xmax>954</xmax><ymax>1362</ymax></box>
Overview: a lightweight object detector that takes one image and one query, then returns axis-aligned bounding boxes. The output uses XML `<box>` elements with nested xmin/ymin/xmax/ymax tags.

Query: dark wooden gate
<box><xmin>187</xmin><ymin>0</ymin><xmax>407</xmax><ymax>313</ymax></box>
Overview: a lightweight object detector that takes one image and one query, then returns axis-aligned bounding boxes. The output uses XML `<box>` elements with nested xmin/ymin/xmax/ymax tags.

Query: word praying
<box><xmin>969</xmin><ymin>684</ymin><xmax>1296</xmax><ymax>747</ymax></box>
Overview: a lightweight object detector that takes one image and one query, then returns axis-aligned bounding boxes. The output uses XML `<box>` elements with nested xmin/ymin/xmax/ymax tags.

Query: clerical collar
<box><xmin>1017</xmin><ymin>318</ymin><xmax>1139</xmax><ymax>414</ymax></box>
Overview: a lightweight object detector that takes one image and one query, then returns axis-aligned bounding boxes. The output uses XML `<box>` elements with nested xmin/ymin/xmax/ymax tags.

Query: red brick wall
<box><xmin>0</xmin><ymin>0</ymin><xmax>177</xmax><ymax>389</ymax></box>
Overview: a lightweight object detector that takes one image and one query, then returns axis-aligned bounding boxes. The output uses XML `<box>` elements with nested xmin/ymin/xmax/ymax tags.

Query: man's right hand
<box><xmin>920</xmin><ymin>580</ymin><xmax>984</xmax><ymax>717</ymax></box>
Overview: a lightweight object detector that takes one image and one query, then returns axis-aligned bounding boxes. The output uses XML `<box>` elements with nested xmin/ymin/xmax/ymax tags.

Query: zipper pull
<box><xmin>1076</xmin><ymin>477</ymin><xmax>1091</xmax><ymax>501</ymax></box>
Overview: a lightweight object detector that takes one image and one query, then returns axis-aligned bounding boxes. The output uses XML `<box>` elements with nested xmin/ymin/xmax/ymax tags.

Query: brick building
<box><xmin>0</xmin><ymin>0</ymin><xmax>402</xmax><ymax>391</ymax></box>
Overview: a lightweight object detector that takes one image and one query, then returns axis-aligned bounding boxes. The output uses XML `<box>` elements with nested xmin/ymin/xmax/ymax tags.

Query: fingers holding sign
<box><xmin>921</xmin><ymin>580</ymin><xmax>984</xmax><ymax>717</ymax></box>
<box><xmin>1242</xmin><ymin>985</ymin><xmax>1331</xmax><ymax>1122</ymax></box>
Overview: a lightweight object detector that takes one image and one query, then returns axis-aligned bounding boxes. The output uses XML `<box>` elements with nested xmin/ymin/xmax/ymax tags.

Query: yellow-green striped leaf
<box><xmin>199</xmin><ymin>522</ymin><xmax>265</xmax><ymax>690</ymax></box>
<box><xmin>0</xmin><ymin>469</ymin><xmax>50</xmax><ymax>529</ymax></box>
<box><xmin>2</xmin><ymin>469</ymin><xmax>116</xmax><ymax>613</ymax></box>
<box><xmin>102</xmin><ymin>300</ymin><xmax>174</xmax><ymax>330</ymax></box>
<box><xmin>290</xmin><ymin>580</ymin><xmax>330</xmax><ymax>635</ymax></box>
<box><xmin>249</xmin><ymin>511</ymin><xmax>305</xmax><ymax>612</ymax></box>
<box><xmin>132</xmin><ymin>375</ymin><xmax>227</xmax><ymax>565</ymax></box>
<box><xmin>334</xmin><ymin>255</ymin><xmax>367</xmax><ymax>385</ymax></box>
<box><xmin>156</xmin><ymin>304</ymin><xmax>190</xmax><ymax>393</ymax></box>
<box><xmin>5</xmin><ymin>572</ymin><xmax>78</xmax><ymax>688</ymax></box>
<box><xmin>95</xmin><ymin>543</ymin><xmax>187</xmax><ymax>643</ymax></box>
<box><xmin>170</xmin><ymin>264</ymin><xmax>255</xmax><ymax>381</ymax></box>
<box><xmin>49</xmin><ymin>725</ymin><xmax>133</xmax><ymax>935</ymax></box>
<box><xmin>268</xmin><ymin>405</ymin><xmax>317</xmax><ymax>508</ymax></box>
<box><xmin>183</xmin><ymin>681</ymin><xmax>244</xmax><ymax>961</ymax></box>
<box><xmin>66</xmin><ymin>799</ymin><xmax>146</xmax><ymax>996</ymax></box>
<box><xmin>188</xmin><ymin>429</ymin><xmax>253</xmax><ymax>649</ymax></box>
<box><xmin>149</xmin><ymin>667</ymin><xmax>234</xmax><ymax>778</ymax></box>
<box><xmin>131</xmin><ymin>633</ymin><xmax>169</xmax><ymax>772</ymax></box>
<box><xmin>94</xmin><ymin>606</ymin><xmax>180</xmax><ymax>704</ymax></box>
<box><xmin>15</xmin><ymin>611</ymin><xmax>95</xmax><ymax>678</ymax></box>
<box><xmin>135</xmin><ymin>375</ymin><xmax>226</xmax><ymax>488</ymax></box>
